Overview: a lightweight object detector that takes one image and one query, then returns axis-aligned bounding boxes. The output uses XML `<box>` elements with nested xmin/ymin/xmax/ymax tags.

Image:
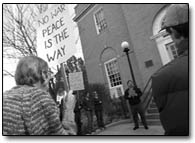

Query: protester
<box><xmin>74</xmin><ymin>94</ymin><xmax>83</xmax><ymax>135</ymax></box>
<box><xmin>152</xmin><ymin>4</ymin><xmax>189</xmax><ymax>135</ymax></box>
<box><xmin>124</xmin><ymin>80</ymin><xmax>148</xmax><ymax>130</ymax></box>
<box><xmin>3</xmin><ymin>56</ymin><xmax>76</xmax><ymax>135</ymax></box>
<box><xmin>93</xmin><ymin>91</ymin><xmax>105</xmax><ymax>130</ymax></box>
<box><xmin>83</xmin><ymin>92</ymin><xmax>93</xmax><ymax>134</ymax></box>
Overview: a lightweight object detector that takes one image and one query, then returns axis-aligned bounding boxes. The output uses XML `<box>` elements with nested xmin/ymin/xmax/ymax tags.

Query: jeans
<box><xmin>131</xmin><ymin>103</ymin><xmax>148</xmax><ymax>127</ymax></box>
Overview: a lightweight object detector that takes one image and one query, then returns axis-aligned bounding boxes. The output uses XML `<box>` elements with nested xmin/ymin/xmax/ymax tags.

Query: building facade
<box><xmin>74</xmin><ymin>4</ymin><xmax>177</xmax><ymax>98</ymax></box>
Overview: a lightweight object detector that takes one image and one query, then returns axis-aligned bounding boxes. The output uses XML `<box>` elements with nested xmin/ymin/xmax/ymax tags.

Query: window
<box><xmin>105</xmin><ymin>59</ymin><xmax>122</xmax><ymax>88</ymax></box>
<box><xmin>145</xmin><ymin>60</ymin><xmax>154</xmax><ymax>68</ymax></box>
<box><xmin>166</xmin><ymin>42</ymin><xmax>178</xmax><ymax>60</ymax></box>
<box><xmin>94</xmin><ymin>7</ymin><xmax>107</xmax><ymax>34</ymax></box>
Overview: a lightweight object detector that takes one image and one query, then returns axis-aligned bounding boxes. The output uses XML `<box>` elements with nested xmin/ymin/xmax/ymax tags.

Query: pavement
<box><xmin>91</xmin><ymin>119</ymin><xmax>165</xmax><ymax>135</ymax></box>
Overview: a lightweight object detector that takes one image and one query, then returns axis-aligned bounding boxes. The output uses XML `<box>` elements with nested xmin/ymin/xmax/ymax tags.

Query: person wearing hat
<box><xmin>152</xmin><ymin>4</ymin><xmax>189</xmax><ymax>135</ymax></box>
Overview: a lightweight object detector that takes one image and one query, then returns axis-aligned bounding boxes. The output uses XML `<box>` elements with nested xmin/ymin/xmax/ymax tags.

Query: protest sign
<box><xmin>69</xmin><ymin>72</ymin><xmax>84</xmax><ymax>91</ymax></box>
<box><xmin>37</xmin><ymin>4</ymin><xmax>76</xmax><ymax>69</ymax></box>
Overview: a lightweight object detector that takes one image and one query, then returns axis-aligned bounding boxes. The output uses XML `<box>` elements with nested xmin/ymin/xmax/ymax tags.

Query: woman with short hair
<box><xmin>3</xmin><ymin>56</ymin><xmax>76</xmax><ymax>135</ymax></box>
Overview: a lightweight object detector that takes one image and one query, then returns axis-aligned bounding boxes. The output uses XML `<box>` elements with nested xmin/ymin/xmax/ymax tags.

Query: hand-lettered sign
<box><xmin>69</xmin><ymin>72</ymin><xmax>84</xmax><ymax>91</ymax></box>
<box><xmin>37</xmin><ymin>4</ymin><xmax>76</xmax><ymax>69</ymax></box>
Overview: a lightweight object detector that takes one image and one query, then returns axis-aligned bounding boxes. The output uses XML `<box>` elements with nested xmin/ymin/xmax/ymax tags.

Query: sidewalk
<box><xmin>92</xmin><ymin>119</ymin><xmax>164</xmax><ymax>135</ymax></box>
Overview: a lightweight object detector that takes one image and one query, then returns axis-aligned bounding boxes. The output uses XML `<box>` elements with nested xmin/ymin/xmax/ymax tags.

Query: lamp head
<box><xmin>121</xmin><ymin>41</ymin><xmax>129</xmax><ymax>49</ymax></box>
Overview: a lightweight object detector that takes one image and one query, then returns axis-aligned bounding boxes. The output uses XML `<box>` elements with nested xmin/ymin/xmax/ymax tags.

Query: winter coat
<box><xmin>94</xmin><ymin>98</ymin><xmax>103</xmax><ymax>111</ymax></box>
<box><xmin>152</xmin><ymin>45</ymin><xmax>189</xmax><ymax>135</ymax></box>
<box><xmin>3</xmin><ymin>85</ymin><xmax>76</xmax><ymax>135</ymax></box>
<box><xmin>124</xmin><ymin>87</ymin><xmax>142</xmax><ymax>106</ymax></box>
<box><xmin>83</xmin><ymin>97</ymin><xmax>93</xmax><ymax>111</ymax></box>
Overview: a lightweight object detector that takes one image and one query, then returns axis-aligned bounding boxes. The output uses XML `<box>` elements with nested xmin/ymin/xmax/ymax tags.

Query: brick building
<box><xmin>73</xmin><ymin>4</ymin><xmax>177</xmax><ymax>98</ymax></box>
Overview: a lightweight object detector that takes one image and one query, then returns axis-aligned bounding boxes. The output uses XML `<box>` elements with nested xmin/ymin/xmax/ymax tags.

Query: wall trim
<box><xmin>73</xmin><ymin>4</ymin><xmax>96</xmax><ymax>22</ymax></box>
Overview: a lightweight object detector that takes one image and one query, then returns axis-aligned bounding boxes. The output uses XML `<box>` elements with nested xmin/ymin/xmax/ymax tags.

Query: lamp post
<box><xmin>121</xmin><ymin>41</ymin><xmax>137</xmax><ymax>88</ymax></box>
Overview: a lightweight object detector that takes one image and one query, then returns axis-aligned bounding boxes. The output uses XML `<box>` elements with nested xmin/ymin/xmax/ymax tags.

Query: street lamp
<box><xmin>121</xmin><ymin>41</ymin><xmax>137</xmax><ymax>88</ymax></box>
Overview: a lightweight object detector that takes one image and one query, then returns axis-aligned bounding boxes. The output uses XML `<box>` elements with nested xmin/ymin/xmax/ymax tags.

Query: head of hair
<box><xmin>15</xmin><ymin>56</ymin><xmax>48</xmax><ymax>86</ymax></box>
<box><xmin>127</xmin><ymin>80</ymin><xmax>133</xmax><ymax>85</ymax></box>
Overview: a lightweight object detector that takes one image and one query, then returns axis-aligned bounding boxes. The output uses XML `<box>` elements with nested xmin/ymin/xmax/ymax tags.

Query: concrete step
<box><xmin>147</xmin><ymin>108</ymin><xmax>159</xmax><ymax>114</ymax></box>
<box><xmin>146</xmin><ymin>120</ymin><xmax>162</xmax><ymax>126</ymax></box>
<box><xmin>146</xmin><ymin>113</ymin><xmax>160</xmax><ymax>119</ymax></box>
<box><xmin>138</xmin><ymin>119</ymin><xmax>162</xmax><ymax>126</ymax></box>
<box><xmin>150</xmin><ymin>103</ymin><xmax>158</xmax><ymax>108</ymax></box>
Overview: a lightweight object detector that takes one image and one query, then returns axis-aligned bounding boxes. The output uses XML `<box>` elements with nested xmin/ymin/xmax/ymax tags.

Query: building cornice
<box><xmin>73</xmin><ymin>4</ymin><xmax>96</xmax><ymax>22</ymax></box>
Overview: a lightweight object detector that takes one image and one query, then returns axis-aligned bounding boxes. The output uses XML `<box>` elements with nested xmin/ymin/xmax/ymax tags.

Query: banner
<box><xmin>37</xmin><ymin>4</ymin><xmax>76</xmax><ymax>70</ymax></box>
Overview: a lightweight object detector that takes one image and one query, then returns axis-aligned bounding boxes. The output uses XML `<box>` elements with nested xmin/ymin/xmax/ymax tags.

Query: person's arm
<box><xmin>124</xmin><ymin>89</ymin><xmax>129</xmax><ymax>99</ymax></box>
<box><xmin>39</xmin><ymin>91</ymin><xmax>75</xmax><ymax>135</ymax></box>
<box><xmin>134</xmin><ymin>87</ymin><xmax>142</xmax><ymax>97</ymax></box>
<box><xmin>62</xmin><ymin>91</ymin><xmax>77</xmax><ymax>134</ymax></box>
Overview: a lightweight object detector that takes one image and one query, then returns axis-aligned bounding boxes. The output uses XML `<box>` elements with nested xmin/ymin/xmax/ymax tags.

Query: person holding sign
<box><xmin>3</xmin><ymin>56</ymin><xmax>76</xmax><ymax>135</ymax></box>
<box><xmin>124</xmin><ymin>80</ymin><xmax>148</xmax><ymax>130</ymax></box>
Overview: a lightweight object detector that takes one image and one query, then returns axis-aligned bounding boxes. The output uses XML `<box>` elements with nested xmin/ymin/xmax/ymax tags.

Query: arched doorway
<box><xmin>151</xmin><ymin>5</ymin><xmax>178</xmax><ymax>65</ymax></box>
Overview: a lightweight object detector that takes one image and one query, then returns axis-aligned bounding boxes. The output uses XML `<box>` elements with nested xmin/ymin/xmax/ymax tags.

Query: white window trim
<box><xmin>104</xmin><ymin>58</ymin><xmax>122</xmax><ymax>89</ymax></box>
<box><xmin>93</xmin><ymin>6</ymin><xmax>104</xmax><ymax>35</ymax></box>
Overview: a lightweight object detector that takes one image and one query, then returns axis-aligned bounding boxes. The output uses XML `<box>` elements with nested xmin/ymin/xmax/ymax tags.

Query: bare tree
<box><xmin>3</xmin><ymin>4</ymin><xmax>48</xmax><ymax>59</ymax></box>
<box><xmin>3</xmin><ymin>70</ymin><xmax>14</xmax><ymax>77</ymax></box>
<box><xmin>3</xmin><ymin>4</ymin><xmax>49</xmax><ymax>79</ymax></box>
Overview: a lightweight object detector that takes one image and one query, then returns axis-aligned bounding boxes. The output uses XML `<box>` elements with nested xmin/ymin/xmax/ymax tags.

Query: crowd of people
<box><xmin>3</xmin><ymin>4</ymin><xmax>189</xmax><ymax>136</ymax></box>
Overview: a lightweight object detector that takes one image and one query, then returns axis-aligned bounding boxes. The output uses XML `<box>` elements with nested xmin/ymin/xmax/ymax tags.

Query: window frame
<box><xmin>104</xmin><ymin>58</ymin><xmax>123</xmax><ymax>89</ymax></box>
<box><xmin>93</xmin><ymin>7</ymin><xmax>107</xmax><ymax>35</ymax></box>
<box><xmin>165</xmin><ymin>42</ymin><xmax>178</xmax><ymax>60</ymax></box>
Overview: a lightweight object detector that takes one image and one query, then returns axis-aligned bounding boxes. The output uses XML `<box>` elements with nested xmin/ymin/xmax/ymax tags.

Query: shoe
<box><xmin>101</xmin><ymin>127</ymin><xmax>106</xmax><ymax>130</ymax></box>
<box><xmin>133</xmin><ymin>126</ymin><xmax>139</xmax><ymax>130</ymax></box>
<box><xmin>144</xmin><ymin>126</ymin><xmax>149</xmax><ymax>130</ymax></box>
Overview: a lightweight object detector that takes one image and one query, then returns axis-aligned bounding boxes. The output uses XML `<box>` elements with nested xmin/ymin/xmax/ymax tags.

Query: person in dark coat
<box><xmin>93</xmin><ymin>91</ymin><xmax>105</xmax><ymax>130</ymax></box>
<box><xmin>82</xmin><ymin>92</ymin><xmax>93</xmax><ymax>134</ymax></box>
<box><xmin>152</xmin><ymin>4</ymin><xmax>189</xmax><ymax>136</ymax></box>
<box><xmin>74</xmin><ymin>98</ymin><xmax>83</xmax><ymax>135</ymax></box>
<box><xmin>124</xmin><ymin>80</ymin><xmax>148</xmax><ymax>130</ymax></box>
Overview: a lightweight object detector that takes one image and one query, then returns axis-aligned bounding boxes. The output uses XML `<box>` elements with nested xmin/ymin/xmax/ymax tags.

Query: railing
<box><xmin>141</xmin><ymin>77</ymin><xmax>153</xmax><ymax>112</ymax></box>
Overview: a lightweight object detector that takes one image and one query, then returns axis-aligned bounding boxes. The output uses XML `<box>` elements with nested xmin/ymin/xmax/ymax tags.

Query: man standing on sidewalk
<box><xmin>74</xmin><ymin>96</ymin><xmax>83</xmax><ymax>135</ymax></box>
<box><xmin>152</xmin><ymin>4</ymin><xmax>189</xmax><ymax>135</ymax></box>
<box><xmin>124</xmin><ymin>80</ymin><xmax>148</xmax><ymax>130</ymax></box>
<box><xmin>93</xmin><ymin>91</ymin><xmax>105</xmax><ymax>130</ymax></box>
<box><xmin>83</xmin><ymin>92</ymin><xmax>93</xmax><ymax>134</ymax></box>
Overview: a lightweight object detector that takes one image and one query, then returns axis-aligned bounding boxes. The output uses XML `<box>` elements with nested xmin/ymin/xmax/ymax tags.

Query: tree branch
<box><xmin>3</xmin><ymin>70</ymin><xmax>15</xmax><ymax>77</ymax></box>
